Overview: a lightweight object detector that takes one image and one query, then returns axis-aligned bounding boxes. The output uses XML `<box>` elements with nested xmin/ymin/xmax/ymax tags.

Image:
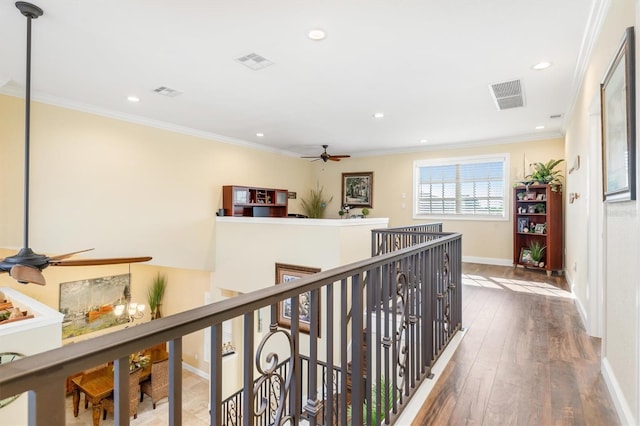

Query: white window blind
<box><xmin>414</xmin><ymin>155</ymin><xmax>508</xmax><ymax>218</ymax></box>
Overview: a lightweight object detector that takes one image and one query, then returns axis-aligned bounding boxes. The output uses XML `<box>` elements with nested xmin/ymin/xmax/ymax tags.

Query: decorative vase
<box><xmin>153</xmin><ymin>304</ymin><xmax>162</xmax><ymax>320</ymax></box>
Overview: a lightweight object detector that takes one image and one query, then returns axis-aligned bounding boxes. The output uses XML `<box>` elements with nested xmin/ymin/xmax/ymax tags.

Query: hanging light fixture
<box><xmin>114</xmin><ymin>301</ymin><xmax>145</xmax><ymax>322</ymax></box>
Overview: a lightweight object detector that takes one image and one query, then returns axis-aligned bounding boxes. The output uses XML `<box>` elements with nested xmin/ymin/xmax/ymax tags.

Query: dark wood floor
<box><xmin>411</xmin><ymin>263</ymin><xmax>620</xmax><ymax>426</ymax></box>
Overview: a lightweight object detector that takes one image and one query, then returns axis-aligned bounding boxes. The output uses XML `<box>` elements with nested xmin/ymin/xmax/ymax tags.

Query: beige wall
<box><xmin>0</xmin><ymin>94</ymin><xmax>313</xmax><ymax>271</ymax></box>
<box><xmin>565</xmin><ymin>0</ymin><xmax>639</xmax><ymax>423</ymax></box>
<box><xmin>0</xmin><ymin>91</ymin><xmax>566</xmax><ymax>378</ymax></box>
<box><xmin>313</xmin><ymin>138</ymin><xmax>565</xmax><ymax>264</ymax></box>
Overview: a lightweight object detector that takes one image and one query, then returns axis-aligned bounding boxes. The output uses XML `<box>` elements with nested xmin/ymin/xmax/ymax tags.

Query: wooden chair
<box><xmin>102</xmin><ymin>367</ymin><xmax>142</xmax><ymax>420</ymax></box>
<box><xmin>140</xmin><ymin>358</ymin><xmax>169</xmax><ymax>409</ymax></box>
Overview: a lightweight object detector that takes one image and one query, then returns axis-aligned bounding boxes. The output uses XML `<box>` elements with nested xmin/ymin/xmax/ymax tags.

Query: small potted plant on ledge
<box><xmin>148</xmin><ymin>273</ymin><xmax>167</xmax><ymax>320</ymax></box>
<box><xmin>361</xmin><ymin>207</ymin><xmax>370</xmax><ymax>217</ymax></box>
<box><xmin>300</xmin><ymin>183</ymin><xmax>333</xmax><ymax>218</ymax></box>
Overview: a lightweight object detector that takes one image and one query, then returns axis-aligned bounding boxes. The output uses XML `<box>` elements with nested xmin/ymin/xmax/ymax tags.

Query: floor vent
<box><xmin>488</xmin><ymin>79</ymin><xmax>525</xmax><ymax>110</ymax></box>
<box><xmin>235</xmin><ymin>53</ymin><xmax>274</xmax><ymax>70</ymax></box>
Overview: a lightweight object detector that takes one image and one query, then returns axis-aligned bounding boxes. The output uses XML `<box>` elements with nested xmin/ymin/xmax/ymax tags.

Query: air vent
<box><xmin>235</xmin><ymin>53</ymin><xmax>274</xmax><ymax>70</ymax></box>
<box><xmin>549</xmin><ymin>113</ymin><xmax>563</xmax><ymax>119</ymax></box>
<box><xmin>153</xmin><ymin>86</ymin><xmax>183</xmax><ymax>97</ymax></box>
<box><xmin>488</xmin><ymin>79</ymin><xmax>525</xmax><ymax>110</ymax></box>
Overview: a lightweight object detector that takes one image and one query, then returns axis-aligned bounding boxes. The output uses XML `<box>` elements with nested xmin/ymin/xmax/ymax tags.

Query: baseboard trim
<box><xmin>182</xmin><ymin>361</ymin><xmax>209</xmax><ymax>380</ymax></box>
<box><xmin>462</xmin><ymin>256</ymin><xmax>512</xmax><ymax>266</ymax></box>
<box><xmin>565</xmin><ymin>273</ymin><xmax>589</xmax><ymax>332</ymax></box>
<box><xmin>601</xmin><ymin>356</ymin><xmax>636</xmax><ymax>425</ymax></box>
<box><xmin>395</xmin><ymin>329</ymin><xmax>467</xmax><ymax>424</ymax></box>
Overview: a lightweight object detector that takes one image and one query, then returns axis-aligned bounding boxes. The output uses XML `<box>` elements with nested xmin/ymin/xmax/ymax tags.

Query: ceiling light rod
<box><xmin>16</xmin><ymin>1</ymin><xmax>43</xmax><ymax>249</ymax></box>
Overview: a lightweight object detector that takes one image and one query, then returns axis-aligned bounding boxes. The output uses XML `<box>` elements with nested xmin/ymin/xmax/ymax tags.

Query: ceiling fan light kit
<box><xmin>0</xmin><ymin>2</ymin><xmax>152</xmax><ymax>285</ymax></box>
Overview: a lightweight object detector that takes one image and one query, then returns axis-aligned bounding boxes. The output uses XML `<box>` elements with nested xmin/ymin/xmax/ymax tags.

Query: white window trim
<box><xmin>412</xmin><ymin>153</ymin><xmax>510</xmax><ymax>221</ymax></box>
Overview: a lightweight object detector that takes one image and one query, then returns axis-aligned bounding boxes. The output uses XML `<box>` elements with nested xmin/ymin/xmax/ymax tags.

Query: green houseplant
<box><xmin>528</xmin><ymin>241</ymin><xmax>546</xmax><ymax>266</ymax></box>
<box><xmin>347</xmin><ymin>377</ymin><xmax>394</xmax><ymax>425</ymax></box>
<box><xmin>147</xmin><ymin>273</ymin><xmax>167</xmax><ymax>320</ymax></box>
<box><xmin>519</xmin><ymin>159</ymin><xmax>564</xmax><ymax>191</ymax></box>
<box><xmin>300</xmin><ymin>183</ymin><xmax>333</xmax><ymax>218</ymax></box>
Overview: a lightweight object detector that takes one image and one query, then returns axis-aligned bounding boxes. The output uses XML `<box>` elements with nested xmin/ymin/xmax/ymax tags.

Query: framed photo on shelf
<box><xmin>275</xmin><ymin>263</ymin><xmax>321</xmax><ymax>335</ymax></box>
<box><xmin>524</xmin><ymin>192</ymin><xmax>536</xmax><ymax>200</ymax></box>
<box><xmin>536</xmin><ymin>193</ymin><xmax>546</xmax><ymax>201</ymax></box>
<box><xmin>342</xmin><ymin>172</ymin><xmax>373</xmax><ymax>207</ymax></box>
<box><xmin>520</xmin><ymin>248</ymin><xmax>533</xmax><ymax>264</ymax></box>
<box><xmin>534</xmin><ymin>223</ymin><xmax>546</xmax><ymax>234</ymax></box>
<box><xmin>517</xmin><ymin>217</ymin><xmax>528</xmax><ymax>233</ymax></box>
<box><xmin>601</xmin><ymin>26</ymin><xmax>636</xmax><ymax>202</ymax></box>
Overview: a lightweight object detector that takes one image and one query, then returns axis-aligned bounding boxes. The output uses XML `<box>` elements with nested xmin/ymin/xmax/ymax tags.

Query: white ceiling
<box><xmin>0</xmin><ymin>0</ymin><xmax>600</xmax><ymax>158</ymax></box>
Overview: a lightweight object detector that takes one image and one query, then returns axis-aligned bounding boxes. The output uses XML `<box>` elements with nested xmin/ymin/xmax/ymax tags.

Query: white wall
<box><xmin>0</xmin><ymin>288</ymin><xmax>63</xmax><ymax>425</ymax></box>
<box><xmin>564</xmin><ymin>0</ymin><xmax>640</xmax><ymax>423</ymax></box>
<box><xmin>214</xmin><ymin>216</ymin><xmax>389</xmax><ymax>396</ymax></box>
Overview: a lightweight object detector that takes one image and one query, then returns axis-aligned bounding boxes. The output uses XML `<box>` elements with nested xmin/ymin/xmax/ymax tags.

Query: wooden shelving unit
<box><xmin>513</xmin><ymin>184</ymin><xmax>563</xmax><ymax>275</ymax></box>
<box><xmin>222</xmin><ymin>185</ymin><xmax>288</xmax><ymax>217</ymax></box>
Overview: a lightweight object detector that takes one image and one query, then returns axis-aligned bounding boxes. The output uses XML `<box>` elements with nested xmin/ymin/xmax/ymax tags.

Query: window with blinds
<box><xmin>414</xmin><ymin>154</ymin><xmax>508</xmax><ymax>219</ymax></box>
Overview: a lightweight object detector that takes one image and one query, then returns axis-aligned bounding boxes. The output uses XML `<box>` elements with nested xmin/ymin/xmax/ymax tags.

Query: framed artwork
<box><xmin>59</xmin><ymin>274</ymin><xmax>131</xmax><ymax>339</ymax></box>
<box><xmin>601</xmin><ymin>26</ymin><xmax>636</xmax><ymax>202</ymax></box>
<box><xmin>534</xmin><ymin>223</ymin><xmax>546</xmax><ymax>234</ymax></box>
<box><xmin>517</xmin><ymin>217</ymin><xmax>528</xmax><ymax>233</ymax></box>
<box><xmin>520</xmin><ymin>248</ymin><xmax>533</xmax><ymax>264</ymax></box>
<box><xmin>275</xmin><ymin>263</ymin><xmax>321</xmax><ymax>335</ymax></box>
<box><xmin>342</xmin><ymin>172</ymin><xmax>373</xmax><ymax>208</ymax></box>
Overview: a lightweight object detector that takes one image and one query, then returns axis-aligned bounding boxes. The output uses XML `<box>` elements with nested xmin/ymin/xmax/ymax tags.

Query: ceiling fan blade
<box><xmin>50</xmin><ymin>256</ymin><xmax>152</xmax><ymax>267</ymax></box>
<box><xmin>329</xmin><ymin>157</ymin><xmax>341</xmax><ymax>161</ymax></box>
<box><xmin>301</xmin><ymin>156</ymin><xmax>321</xmax><ymax>159</ymax></box>
<box><xmin>10</xmin><ymin>265</ymin><xmax>46</xmax><ymax>286</ymax></box>
<box><xmin>330</xmin><ymin>155</ymin><xmax>351</xmax><ymax>159</ymax></box>
<box><xmin>48</xmin><ymin>248</ymin><xmax>95</xmax><ymax>261</ymax></box>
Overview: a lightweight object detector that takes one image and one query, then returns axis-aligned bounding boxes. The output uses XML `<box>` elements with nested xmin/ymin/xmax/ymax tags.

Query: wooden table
<box><xmin>71</xmin><ymin>350</ymin><xmax>168</xmax><ymax>426</ymax></box>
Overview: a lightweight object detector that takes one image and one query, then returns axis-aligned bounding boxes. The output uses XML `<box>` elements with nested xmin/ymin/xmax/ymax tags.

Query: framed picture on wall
<box><xmin>342</xmin><ymin>172</ymin><xmax>373</xmax><ymax>208</ymax></box>
<box><xmin>275</xmin><ymin>263</ymin><xmax>321</xmax><ymax>335</ymax></box>
<box><xmin>601</xmin><ymin>26</ymin><xmax>636</xmax><ymax>202</ymax></box>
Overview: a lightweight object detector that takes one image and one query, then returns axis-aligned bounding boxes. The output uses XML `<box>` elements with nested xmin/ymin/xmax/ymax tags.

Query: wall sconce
<box><xmin>114</xmin><ymin>301</ymin><xmax>145</xmax><ymax>322</ymax></box>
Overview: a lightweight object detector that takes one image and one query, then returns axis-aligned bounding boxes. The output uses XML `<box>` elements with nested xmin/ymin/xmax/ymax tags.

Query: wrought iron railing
<box><xmin>0</xmin><ymin>224</ymin><xmax>461</xmax><ymax>426</ymax></box>
<box><xmin>371</xmin><ymin>223</ymin><xmax>443</xmax><ymax>256</ymax></box>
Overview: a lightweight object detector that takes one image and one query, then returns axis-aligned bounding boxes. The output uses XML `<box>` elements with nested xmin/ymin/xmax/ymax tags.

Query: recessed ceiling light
<box><xmin>532</xmin><ymin>61</ymin><xmax>551</xmax><ymax>70</ymax></box>
<box><xmin>308</xmin><ymin>29</ymin><xmax>326</xmax><ymax>41</ymax></box>
<box><xmin>127</xmin><ymin>96</ymin><xmax>140</xmax><ymax>102</ymax></box>
<box><xmin>420</xmin><ymin>139</ymin><xmax>428</xmax><ymax>144</ymax></box>
<box><xmin>535</xmin><ymin>125</ymin><xmax>545</xmax><ymax>130</ymax></box>
<box><xmin>256</xmin><ymin>132</ymin><xmax>264</xmax><ymax>137</ymax></box>
<box><xmin>373</xmin><ymin>112</ymin><xmax>385</xmax><ymax>119</ymax></box>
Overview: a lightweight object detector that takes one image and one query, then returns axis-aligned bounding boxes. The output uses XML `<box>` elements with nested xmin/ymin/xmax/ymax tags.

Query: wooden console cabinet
<box><xmin>222</xmin><ymin>185</ymin><xmax>288</xmax><ymax>217</ymax></box>
<box><xmin>513</xmin><ymin>184</ymin><xmax>562</xmax><ymax>275</ymax></box>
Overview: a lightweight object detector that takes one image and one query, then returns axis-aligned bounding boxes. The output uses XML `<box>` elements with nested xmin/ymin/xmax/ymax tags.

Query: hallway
<box><xmin>412</xmin><ymin>263</ymin><xmax>619</xmax><ymax>425</ymax></box>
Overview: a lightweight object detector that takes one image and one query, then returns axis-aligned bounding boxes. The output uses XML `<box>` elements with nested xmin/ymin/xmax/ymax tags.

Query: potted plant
<box><xmin>528</xmin><ymin>241</ymin><xmax>546</xmax><ymax>267</ymax></box>
<box><xmin>300</xmin><ymin>183</ymin><xmax>333</xmax><ymax>218</ymax></box>
<box><xmin>517</xmin><ymin>159</ymin><xmax>564</xmax><ymax>192</ymax></box>
<box><xmin>147</xmin><ymin>273</ymin><xmax>167</xmax><ymax>320</ymax></box>
<box><xmin>361</xmin><ymin>207</ymin><xmax>370</xmax><ymax>217</ymax></box>
<box><xmin>347</xmin><ymin>377</ymin><xmax>393</xmax><ymax>425</ymax></box>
